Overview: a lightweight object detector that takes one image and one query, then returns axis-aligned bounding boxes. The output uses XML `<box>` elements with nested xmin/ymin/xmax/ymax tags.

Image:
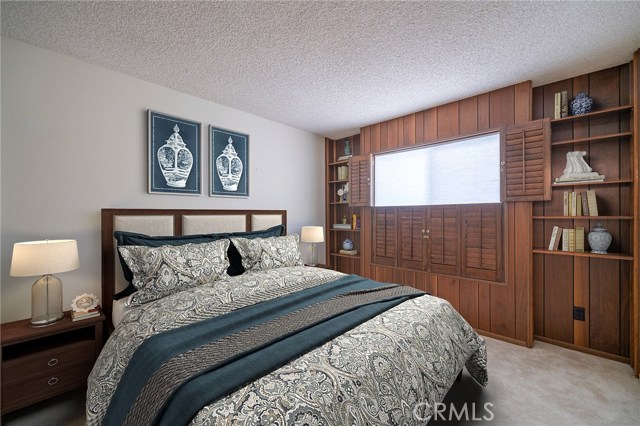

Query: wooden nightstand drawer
<box><xmin>2</xmin><ymin>340</ymin><xmax>95</xmax><ymax>384</ymax></box>
<box><xmin>1</xmin><ymin>360</ymin><xmax>94</xmax><ymax>413</ymax></box>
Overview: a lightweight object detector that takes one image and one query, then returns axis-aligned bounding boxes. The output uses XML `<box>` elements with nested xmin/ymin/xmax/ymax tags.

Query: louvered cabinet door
<box><xmin>398</xmin><ymin>207</ymin><xmax>427</xmax><ymax>270</ymax></box>
<box><xmin>372</xmin><ymin>207</ymin><xmax>397</xmax><ymax>266</ymax></box>
<box><xmin>461</xmin><ymin>204</ymin><xmax>503</xmax><ymax>282</ymax></box>
<box><xmin>426</xmin><ymin>206</ymin><xmax>459</xmax><ymax>275</ymax></box>
<box><xmin>503</xmin><ymin>118</ymin><xmax>551</xmax><ymax>201</ymax></box>
<box><xmin>349</xmin><ymin>155</ymin><xmax>371</xmax><ymax>206</ymax></box>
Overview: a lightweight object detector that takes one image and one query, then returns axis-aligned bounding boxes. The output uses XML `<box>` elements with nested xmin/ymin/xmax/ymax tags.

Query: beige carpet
<box><xmin>3</xmin><ymin>337</ymin><xmax>639</xmax><ymax>425</ymax></box>
<box><xmin>432</xmin><ymin>337</ymin><xmax>640</xmax><ymax>426</ymax></box>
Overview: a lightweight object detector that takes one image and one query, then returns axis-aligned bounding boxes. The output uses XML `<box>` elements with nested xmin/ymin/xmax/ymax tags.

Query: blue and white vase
<box><xmin>587</xmin><ymin>222</ymin><xmax>612</xmax><ymax>254</ymax></box>
<box><xmin>342</xmin><ymin>239</ymin><xmax>354</xmax><ymax>250</ymax></box>
<box><xmin>570</xmin><ymin>92</ymin><xmax>593</xmax><ymax>116</ymax></box>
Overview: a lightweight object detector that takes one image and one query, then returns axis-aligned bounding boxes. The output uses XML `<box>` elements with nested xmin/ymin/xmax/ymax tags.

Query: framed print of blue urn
<box><xmin>210</xmin><ymin>126</ymin><xmax>249</xmax><ymax>197</ymax></box>
<box><xmin>148</xmin><ymin>110</ymin><xmax>201</xmax><ymax>195</ymax></box>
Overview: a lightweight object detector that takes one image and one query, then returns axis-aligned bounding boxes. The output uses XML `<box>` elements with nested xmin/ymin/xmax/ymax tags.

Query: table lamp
<box><xmin>300</xmin><ymin>226</ymin><xmax>324</xmax><ymax>266</ymax></box>
<box><xmin>10</xmin><ymin>239</ymin><xmax>79</xmax><ymax>327</ymax></box>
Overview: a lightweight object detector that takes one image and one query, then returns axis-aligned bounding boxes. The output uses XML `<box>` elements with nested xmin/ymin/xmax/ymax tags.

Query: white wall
<box><xmin>0</xmin><ymin>38</ymin><xmax>326</xmax><ymax>323</ymax></box>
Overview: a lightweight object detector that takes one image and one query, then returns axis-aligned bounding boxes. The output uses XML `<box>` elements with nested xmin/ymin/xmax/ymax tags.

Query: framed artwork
<box><xmin>210</xmin><ymin>126</ymin><xmax>249</xmax><ymax>197</ymax></box>
<box><xmin>148</xmin><ymin>110</ymin><xmax>201</xmax><ymax>195</ymax></box>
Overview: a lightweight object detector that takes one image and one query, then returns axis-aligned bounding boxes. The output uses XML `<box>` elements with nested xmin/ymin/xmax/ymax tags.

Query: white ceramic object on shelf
<box><xmin>587</xmin><ymin>222</ymin><xmax>612</xmax><ymax>254</ymax></box>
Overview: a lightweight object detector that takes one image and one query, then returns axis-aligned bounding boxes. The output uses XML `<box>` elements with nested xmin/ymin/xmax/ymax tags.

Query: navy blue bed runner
<box><xmin>105</xmin><ymin>274</ymin><xmax>424</xmax><ymax>426</ymax></box>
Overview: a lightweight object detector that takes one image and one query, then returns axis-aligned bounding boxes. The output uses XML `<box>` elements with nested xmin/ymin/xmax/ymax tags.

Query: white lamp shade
<box><xmin>10</xmin><ymin>239</ymin><xmax>80</xmax><ymax>277</ymax></box>
<box><xmin>300</xmin><ymin>226</ymin><xmax>324</xmax><ymax>243</ymax></box>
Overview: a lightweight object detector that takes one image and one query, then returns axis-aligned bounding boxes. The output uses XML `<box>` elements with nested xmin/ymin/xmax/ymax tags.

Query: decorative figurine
<box><xmin>555</xmin><ymin>151</ymin><xmax>604</xmax><ymax>183</ymax></box>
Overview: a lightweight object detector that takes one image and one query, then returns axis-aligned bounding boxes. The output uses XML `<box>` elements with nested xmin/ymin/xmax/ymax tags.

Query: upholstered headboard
<box><xmin>101</xmin><ymin>208</ymin><xmax>287</xmax><ymax>330</ymax></box>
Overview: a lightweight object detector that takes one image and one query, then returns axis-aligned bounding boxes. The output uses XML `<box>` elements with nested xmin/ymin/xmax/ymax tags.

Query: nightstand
<box><xmin>1</xmin><ymin>311</ymin><xmax>105</xmax><ymax>416</ymax></box>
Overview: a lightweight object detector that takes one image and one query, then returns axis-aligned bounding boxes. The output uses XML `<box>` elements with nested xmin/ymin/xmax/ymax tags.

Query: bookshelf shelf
<box><xmin>552</xmin><ymin>178</ymin><xmax>633</xmax><ymax>187</ymax></box>
<box><xmin>532</xmin><ymin>249</ymin><xmax>633</xmax><ymax>261</ymax></box>
<box><xmin>533</xmin><ymin>215</ymin><xmax>633</xmax><ymax>220</ymax></box>
<box><xmin>550</xmin><ymin>104</ymin><xmax>632</xmax><ymax>124</ymax></box>
<box><xmin>328</xmin><ymin>160</ymin><xmax>350</xmax><ymax>166</ymax></box>
<box><xmin>551</xmin><ymin>131</ymin><xmax>633</xmax><ymax>147</ymax></box>
<box><xmin>329</xmin><ymin>179</ymin><xmax>349</xmax><ymax>184</ymax></box>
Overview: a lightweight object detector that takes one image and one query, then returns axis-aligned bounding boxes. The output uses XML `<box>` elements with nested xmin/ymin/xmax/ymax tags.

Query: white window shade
<box><xmin>374</xmin><ymin>132</ymin><xmax>501</xmax><ymax>207</ymax></box>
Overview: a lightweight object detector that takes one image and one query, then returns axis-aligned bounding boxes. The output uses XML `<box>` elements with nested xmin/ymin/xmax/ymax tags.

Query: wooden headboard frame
<box><xmin>101</xmin><ymin>208</ymin><xmax>287</xmax><ymax>329</ymax></box>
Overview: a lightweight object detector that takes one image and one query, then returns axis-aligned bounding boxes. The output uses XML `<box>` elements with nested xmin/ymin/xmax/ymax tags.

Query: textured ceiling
<box><xmin>2</xmin><ymin>1</ymin><xmax>640</xmax><ymax>139</ymax></box>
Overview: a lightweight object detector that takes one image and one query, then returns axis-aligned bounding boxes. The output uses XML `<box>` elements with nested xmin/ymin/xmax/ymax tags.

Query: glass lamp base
<box><xmin>30</xmin><ymin>312</ymin><xmax>64</xmax><ymax>327</ymax></box>
<box><xmin>308</xmin><ymin>243</ymin><xmax>318</xmax><ymax>267</ymax></box>
<box><xmin>30</xmin><ymin>274</ymin><xmax>64</xmax><ymax>327</ymax></box>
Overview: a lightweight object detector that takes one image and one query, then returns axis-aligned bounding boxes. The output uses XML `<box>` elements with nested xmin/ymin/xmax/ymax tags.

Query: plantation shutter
<box><xmin>372</xmin><ymin>207</ymin><xmax>396</xmax><ymax>266</ymax></box>
<box><xmin>461</xmin><ymin>204</ymin><xmax>503</xmax><ymax>282</ymax></box>
<box><xmin>503</xmin><ymin>118</ymin><xmax>551</xmax><ymax>201</ymax></box>
<box><xmin>349</xmin><ymin>155</ymin><xmax>371</xmax><ymax>206</ymax></box>
<box><xmin>398</xmin><ymin>207</ymin><xmax>426</xmax><ymax>270</ymax></box>
<box><xmin>427</xmin><ymin>206</ymin><xmax>459</xmax><ymax>275</ymax></box>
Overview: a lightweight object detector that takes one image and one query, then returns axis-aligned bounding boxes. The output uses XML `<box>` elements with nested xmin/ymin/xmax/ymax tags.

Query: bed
<box><xmin>88</xmin><ymin>208</ymin><xmax>487</xmax><ymax>425</ymax></box>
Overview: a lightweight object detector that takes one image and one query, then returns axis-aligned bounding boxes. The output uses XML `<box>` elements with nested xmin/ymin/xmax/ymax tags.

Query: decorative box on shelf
<box><xmin>333</xmin><ymin>223</ymin><xmax>352</xmax><ymax>230</ymax></box>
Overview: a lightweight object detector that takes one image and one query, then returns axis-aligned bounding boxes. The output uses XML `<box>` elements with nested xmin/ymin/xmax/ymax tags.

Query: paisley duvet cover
<box><xmin>87</xmin><ymin>266</ymin><xmax>487</xmax><ymax>425</ymax></box>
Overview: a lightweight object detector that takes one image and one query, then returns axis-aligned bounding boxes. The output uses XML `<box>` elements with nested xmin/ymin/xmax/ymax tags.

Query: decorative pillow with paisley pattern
<box><xmin>118</xmin><ymin>239</ymin><xmax>230</xmax><ymax>306</ymax></box>
<box><xmin>230</xmin><ymin>235</ymin><xmax>303</xmax><ymax>272</ymax></box>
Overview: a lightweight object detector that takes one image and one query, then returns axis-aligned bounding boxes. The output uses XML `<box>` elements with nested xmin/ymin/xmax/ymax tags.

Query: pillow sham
<box><xmin>230</xmin><ymin>234</ymin><xmax>303</xmax><ymax>272</ymax></box>
<box><xmin>118</xmin><ymin>239</ymin><xmax>230</xmax><ymax>306</ymax></box>
<box><xmin>113</xmin><ymin>224</ymin><xmax>285</xmax><ymax>299</ymax></box>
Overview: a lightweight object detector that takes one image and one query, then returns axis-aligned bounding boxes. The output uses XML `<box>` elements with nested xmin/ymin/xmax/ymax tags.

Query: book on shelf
<box><xmin>561</xmin><ymin>228</ymin><xmax>570</xmax><ymax>251</ymax></box>
<box><xmin>575</xmin><ymin>193</ymin><xmax>582</xmax><ymax>216</ymax></box>
<box><xmin>339</xmin><ymin>249</ymin><xmax>358</xmax><ymax>255</ymax></box>
<box><xmin>563</xmin><ymin>191</ymin><xmax>569</xmax><ymax>216</ymax></box>
<box><xmin>554</xmin><ymin>92</ymin><xmax>561</xmax><ymax>119</ymax></box>
<box><xmin>581</xmin><ymin>191</ymin><xmax>589</xmax><ymax>216</ymax></box>
<box><xmin>586</xmin><ymin>190</ymin><xmax>598</xmax><ymax>216</ymax></box>
<box><xmin>575</xmin><ymin>226</ymin><xmax>585</xmax><ymax>253</ymax></box>
<box><xmin>548</xmin><ymin>226</ymin><xmax>562</xmax><ymax>251</ymax></box>
<box><xmin>567</xmin><ymin>229</ymin><xmax>576</xmax><ymax>252</ymax></box>
<box><xmin>71</xmin><ymin>306</ymin><xmax>101</xmax><ymax>322</ymax></box>
<box><xmin>333</xmin><ymin>223</ymin><xmax>352</xmax><ymax>230</ymax></box>
<box><xmin>337</xmin><ymin>155</ymin><xmax>352</xmax><ymax>161</ymax></box>
<box><xmin>571</xmin><ymin>192</ymin><xmax>576</xmax><ymax>216</ymax></box>
<box><xmin>560</xmin><ymin>90</ymin><xmax>568</xmax><ymax>118</ymax></box>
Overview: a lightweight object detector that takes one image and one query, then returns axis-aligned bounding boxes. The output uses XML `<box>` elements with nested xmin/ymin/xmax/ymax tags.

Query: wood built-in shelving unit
<box><xmin>531</xmin><ymin>63</ymin><xmax>637</xmax><ymax>368</ymax></box>
<box><xmin>325</xmin><ymin>135</ymin><xmax>362</xmax><ymax>274</ymax></box>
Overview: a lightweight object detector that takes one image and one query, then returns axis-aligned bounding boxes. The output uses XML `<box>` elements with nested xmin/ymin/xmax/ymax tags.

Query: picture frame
<box><xmin>148</xmin><ymin>110</ymin><xmax>201</xmax><ymax>195</ymax></box>
<box><xmin>210</xmin><ymin>126</ymin><xmax>249</xmax><ymax>198</ymax></box>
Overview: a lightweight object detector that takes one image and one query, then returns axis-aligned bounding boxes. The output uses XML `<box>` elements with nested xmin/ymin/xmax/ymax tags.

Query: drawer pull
<box><xmin>47</xmin><ymin>358</ymin><xmax>59</xmax><ymax>367</ymax></box>
<box><xmin>48</xmin><ymin>377</ymin><xmax>59</xmax><ymax>386</ymax></box>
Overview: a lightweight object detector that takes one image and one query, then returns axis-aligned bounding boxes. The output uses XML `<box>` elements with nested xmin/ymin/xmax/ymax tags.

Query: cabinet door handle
<box><xmin>47</xmin><ymin>358</ymin><xmax>59</xmax><ymax>367</ymax></box>
<box><xmin>47</xmin><ymin>377</ymin><xmax>59</xmax><ymax>386</ymax></box>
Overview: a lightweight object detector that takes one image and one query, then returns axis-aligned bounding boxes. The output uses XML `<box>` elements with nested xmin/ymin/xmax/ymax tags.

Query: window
<box><xmin>373</xmin><ymin>132</ymin><xmax>501</xmax><ymax>206</ymax></box>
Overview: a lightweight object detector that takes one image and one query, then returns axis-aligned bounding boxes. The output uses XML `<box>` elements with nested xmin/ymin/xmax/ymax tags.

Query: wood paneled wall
<box><xmin>358</xmin><ymin>82</ymin><xmax>534</xmax><ymax>346</ymax></box>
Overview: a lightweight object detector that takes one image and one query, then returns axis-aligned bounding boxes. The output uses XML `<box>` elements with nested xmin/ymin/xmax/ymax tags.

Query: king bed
<box><xmin>88</xmin><ymin>208</ymin><xmax>487</xmax><ymax>425</ymax></box>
